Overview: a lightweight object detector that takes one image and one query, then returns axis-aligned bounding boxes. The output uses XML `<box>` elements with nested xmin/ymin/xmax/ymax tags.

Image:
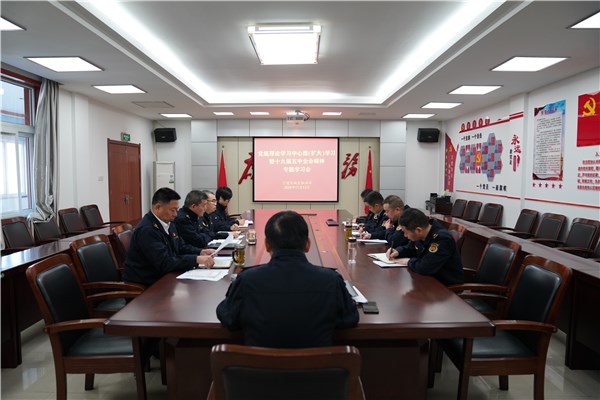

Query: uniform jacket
<box><xmin>174</xmin><ymin>207</ymin><xmax>212</xmax><ymax>248</ymax></box>
<box><xmin>363</xmin><ymin>209</ymin><xmax>388</xmax><ymax>233</ymax></box>
<box><xmin>208</xmin><ymin>202</ymin><xmax>239</xmax><ymax>232</ymax></box>
<box><xmin>370</xmin><ymin>205</ymin><xmax>410</xmax><ymax>248</ymax></box>
<box><xmin>216</xmin><ymin>249</ymin><xmax>359</xmax><ymax>348</ymax></box>
<box><xmin>393</xmin><ymin>219</ymin><xmax>464</xmax><ymax>285</ymax></box>
<box><xmin>123</xmin><ymin>211</ymin><xmax>200</xmax><ymax>286</ymax></box>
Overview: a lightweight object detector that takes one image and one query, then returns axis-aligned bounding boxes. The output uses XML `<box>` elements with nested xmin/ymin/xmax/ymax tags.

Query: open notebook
<box><xmin>199</xmin><ymin>256</ymin><xmax>232</xmax><ymax>269</ymax></box>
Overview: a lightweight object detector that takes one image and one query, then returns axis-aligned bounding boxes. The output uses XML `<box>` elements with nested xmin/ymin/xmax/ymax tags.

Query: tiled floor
<box><xmin>2</xmin><ymin>321</ymin><xmax>599</xmax><ymax>399</ymax></box>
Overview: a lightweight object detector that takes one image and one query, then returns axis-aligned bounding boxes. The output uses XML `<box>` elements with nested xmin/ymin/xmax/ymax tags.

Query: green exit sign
<box><xmin>121</xmin><ymin>132</ymin><xmax>131</xmax><ymax>142</ymax></box>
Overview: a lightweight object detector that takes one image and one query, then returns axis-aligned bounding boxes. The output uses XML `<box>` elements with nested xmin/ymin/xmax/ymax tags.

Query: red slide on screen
<box><xmin>253</xmin><ymin>137</ymin><xmax>339</xmax><ymax>202</ymax></box>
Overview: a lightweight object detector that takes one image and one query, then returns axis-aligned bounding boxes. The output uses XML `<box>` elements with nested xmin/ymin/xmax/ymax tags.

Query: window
<box><xmin>1</xmin><ymin>70</ymin><xmax>38</xmax><ymax>215</ymax></box>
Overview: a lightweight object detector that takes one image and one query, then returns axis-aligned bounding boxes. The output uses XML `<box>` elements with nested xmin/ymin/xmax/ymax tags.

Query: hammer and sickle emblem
<box><xmin>582</xmin><ymin>97</ymin><xmax>596</xmax><ymax>116</ymax></box>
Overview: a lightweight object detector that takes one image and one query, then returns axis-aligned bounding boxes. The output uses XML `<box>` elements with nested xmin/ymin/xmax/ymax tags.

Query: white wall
<box><xmin>57</xmin><ymin>89</ymin><xmax>154</xmax><ymax>217</ymax></box>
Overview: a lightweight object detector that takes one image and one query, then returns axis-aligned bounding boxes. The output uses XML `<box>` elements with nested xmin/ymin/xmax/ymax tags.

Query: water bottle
<box><xmin>245</xmin><ymin>209</ymin><xmax>252</xmax><ymax>221</ymax></box>
<box><xmin>347</xmin><ymin>236</ymin><xmax>357</xmax><ymax>264</ymax></box>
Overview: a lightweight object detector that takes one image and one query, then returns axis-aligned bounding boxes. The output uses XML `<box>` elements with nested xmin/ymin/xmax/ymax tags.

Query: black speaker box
<box><xmin>154</xmin><ymin>128</ymin><xmax>177</xmax><ymax>142</ymax></box>
<box><xmin>417</xmin><ymin>128</ymin><xmax>440</xmax><ymax>143</ymax></box>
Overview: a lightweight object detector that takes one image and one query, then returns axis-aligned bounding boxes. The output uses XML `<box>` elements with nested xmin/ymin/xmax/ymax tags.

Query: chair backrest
<box><xmin>513</xmin><ymin>209</ymin><xmax>538</xmax><ymax>233</ymax></box>
<box><xmin>506</xmin><ymin>255</ymin><xmax>571</xmax><ymax>353</ymax></box>
<box><xmin>451</xmin><ymin>199</ymin><xmax>467</xmax><ymax>218</ymax></box>
<box><xmin>474</xmin><ymin>236</ymin><xmax>521</xmax><ymax>286</ymax></box>
<box><xmin>447</xmin><ymin>223</ymin><xmax>466</xmax><ymax>251</ymax></box>
<box><xmin>1</xmin><ymin>216</ymin><xmax>34</xmax><ymax>248</ymax></box>
<box><xmin>463</xmin><ymin>201</ymin><xmax>482</xmax><ymax>221</ymax></box>
<box><xmin>534</xmin><ymin>213</ymin><xmax>566</xmax><ymax>240</ymax></box>
<box><xmin>69</xmin><ymin>234</ymin><xmax>121</xmax><ymax>284</ymax></box>
<box><xmin>563</xmin><ymin>218</ymin><xmax>600</xmax><ymax>249</ymax></box>
<box><xmin>58</xmin><ymin>208</ymin><xmax>88</xmax><ymax>234</ymax></box>
<box><xmin>210</xmin><ymin>344</ymin><xmax>364</xmax><ymax>400</ymax></box>
<box><xmin>110</xmin><ymin>223</ymin><xmax>134</xmax><ymax>272</ymax></box>
<box><xmin>80</xmin><ymin>204</ymin><xmax>105</xmax><ymax>228</ymax></box>
<box><xmin>25</xmin><ymin>254</ymin><xmax>90</xmax><ymax>354</ymax></box>
<box><xmin>478</xmin><ymin>203</ymin><xmax>503</xmax><ymax>226</ymax></box>
<box><xmin>33</xmin><ymin>216</ymin><xmax>63</xmax><ymax>242</ymax></box>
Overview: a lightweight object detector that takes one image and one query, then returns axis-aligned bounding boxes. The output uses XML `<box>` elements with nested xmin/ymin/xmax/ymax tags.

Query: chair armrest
<box><xmin>477</xmin><ymin>221</ymin><xmax>498</xmax><ymax>226</ymax></box>
<box><xmin>457</xmin><ymin>292</ymin><xmax>507</xmax><ymax>303</ymax></box>
<box><xmin>449</xmin><ymin>283</ymin><xmax>509</xmax><ymax>294</ymax></box>
<box><xmin>44</xmin><ymin>318</ymin><xmax>107</xmax><ymax>334</ymax></box>
<box><xmin>558</xmin><ymin>247</ymin><xmax>595</xmax><ymax>257</ymax></box>
<box><xmin>507</xmin><ymin>231</ymin><xmax>535</xmax><ymax>239</ymax></box>
<box><xmin>87</xmin><ymin>291</ymin><xmax>140</xmax><ymax>303</ymax></box>
<box><xmin>62</xmin><ymin>230</ymin><xmax>90</xmax><ymax>237</ymax></box>
<box><xmin>493</xmin><ymin>319</ymin><xmax>557</xmax><ymax>334</ymax></box>
<box><xmin>82</xmin><ymin>281</ymin><xmax>145</xmax><ymax>293</ymax></box>
<box><xmin>490</xmin><ymin>226</ymin><xmax>516</xmax><ymax>231</ymax></box>
<box><xmin>530</xmin><ymin>238</ymin><xmax>563</xmax><ymax>247</ymax></box>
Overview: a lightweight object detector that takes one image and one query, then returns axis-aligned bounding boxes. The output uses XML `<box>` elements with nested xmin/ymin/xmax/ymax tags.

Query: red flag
<box><xmin>364</xmin><ymin>148</ymin><xmax>373</xmax><ymax>214</ymax></box>
<box><xmin>577</xmin><ymin>91</ymin><xmax>600</xmax><ymax>147</ymax></box>
<box><xmin>218</xmin><ymin>149</ymin><xmax>228</xmax><ymax>187</ymax></box>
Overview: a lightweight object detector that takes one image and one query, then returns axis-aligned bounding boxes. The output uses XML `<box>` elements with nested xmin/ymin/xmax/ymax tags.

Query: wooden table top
<box><xmin>105</xmin><ymin>209</ymin><xmax>494</xmax><ymax>341</ymax></box>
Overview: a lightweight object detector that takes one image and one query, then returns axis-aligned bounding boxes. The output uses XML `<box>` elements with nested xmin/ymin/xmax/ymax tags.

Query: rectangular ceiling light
<box><xmin>93</xmin><ymin>85</ymin><xmax>145</xmax><ymax>94</ymax></box>
<box><xmin>1</xmin><ymin>17</ymin><xmax>24</xmax><ymax>31</ymax></box>
<box><xmin>422</xmin><ymin>102</ymin><xmax>461</xmax><ymax>109</ymax></box>
<box><xmin>402</xmin><ymin>113</ymin><xmax>435</xmax><ymax>119</ymax></box>
<box><xmin>250</xmin><ymin>111</ymin><xmax>270</xmax><ymax>116</ymax></box>
<box><xmin>449</xmin><ymin>85</ymin><xmax>501</xmax><ymax>95</ymax></box>
<box><xmin>248</xmin><ymin>24</ymin><xmax>321</xmax><ymax>65</ymax></box>
<box><xmin>213</xmin><ymin>112</ymin><xmax>234</xmax><ymax>116</ymax></box>
<box><xmin>27</xmin><ymin>57</ymin><xmax>102</xmax><ymax>72</ymax></box>
<box><xmin>160</xmin><ymin>113</ymin><xmax>192</xmax><ymax>118</ymax></box>
<box><xmin>322</xmin><ymin>112</ymin><xmax>342</xmax><ymax>116</ymax></box>
<box><xmin>570</xmin><ymin>11</ymin><xmax>600</xmax><ymax>29</ymax></box>
<box><xmin>492</xmin><ymin>56</ymin><xmax>567</xmax><ymax>72</ymax></box>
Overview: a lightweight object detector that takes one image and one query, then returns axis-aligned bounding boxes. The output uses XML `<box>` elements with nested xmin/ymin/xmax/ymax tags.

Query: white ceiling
<box><xmin>1</xmin><ymin>1</ymin><xmax>599</xmax><ymax>122</ymax></box>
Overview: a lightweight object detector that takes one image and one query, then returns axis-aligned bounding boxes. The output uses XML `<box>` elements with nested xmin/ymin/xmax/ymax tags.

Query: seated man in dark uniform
<box><xmin>361</xmin><ymin>195</ymin><xmax>409</xmax><ymax>248</ymax></box>
<box><xmin>216</xmin><ymin>210</ymin><xmax>359</xmax><ymax>348</ymax></box>
<box><xmin>173</xmin><ymin>190</ymin><xmax>212</xmax><ymax>248</ymax></box>
<box><xmin>208</xmin><ymin>186</ymin><xmax>245</xmax><ymax>232</ymax></box>
<box><xmin>353</xmin><ymin>188</ymin><xmax>374</xmax><ymax>224</ymax></box>
<box><xmin>359</xmin><ymin>190</ymin><xmax>388</xmax><ymax>234</ymax></box>
<box><xmin>123</xmin><ymin>187</ymin><xmax>215</xmax><ymax>286</ymax></box>
<box><xmin>386</xmin><ymin>208</ymin><xmax>463</xmax><ymax>286</ymax></box>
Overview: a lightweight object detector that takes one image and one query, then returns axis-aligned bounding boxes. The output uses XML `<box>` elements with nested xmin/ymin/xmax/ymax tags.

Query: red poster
<box><xmin>577</xmin><ymin>91</ymin><xmax>600</xmax><ymax>147</ymax></box>
<box><xmin>444</xmin><ymin>133</ymin><xmax>457</xmax><ymax>192</ymax></box>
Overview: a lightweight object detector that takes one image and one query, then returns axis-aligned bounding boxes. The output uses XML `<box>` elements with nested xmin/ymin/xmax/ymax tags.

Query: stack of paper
<box><xmin>177</xmin><ymin>269</ymin><xmax>228</xmax><ymax>281</ymax></box>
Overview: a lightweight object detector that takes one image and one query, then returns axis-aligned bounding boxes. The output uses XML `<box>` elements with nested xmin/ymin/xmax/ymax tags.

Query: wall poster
<box><xmin>533</xmin><ymin>100</ymin><xmax>565</xmax><ymax>182</ymax></box>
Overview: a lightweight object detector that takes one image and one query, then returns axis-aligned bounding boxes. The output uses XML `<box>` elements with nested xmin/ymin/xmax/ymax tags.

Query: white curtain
<box><xmin>29</xmin><ymin>79</ymin><xmax>59</xmax><ymax>223</ymax></box>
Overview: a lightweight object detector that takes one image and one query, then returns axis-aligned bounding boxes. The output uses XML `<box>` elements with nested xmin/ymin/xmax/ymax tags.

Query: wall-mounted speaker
<box><xmin>417</xmin><ymin>128</ymin><xmax>440</xmax><ymax>143</ymax></box>
<box><xmin>153</xmin><ymin>128</ymin><xmax>177</xmax><ymax>142</ymax></box>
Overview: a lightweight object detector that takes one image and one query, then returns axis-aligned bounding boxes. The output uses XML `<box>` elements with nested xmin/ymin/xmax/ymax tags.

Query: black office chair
<box><xmin>25</xmin><ymin>253</ymin><xmax>149</xmax><ymax>400</ymax></box>
<box><xmin>461</xmin><ymin>200</ymin><xmax>483</xmax><ymax>222</ymax></box>
<box><xmin>33</xmin><ymin>216</ymin><xmax>68</xmax><ymax>242</ymax></box>
<box><xmin>208</xmin><ymin>344</ymin><xmax>365</xmax><ymax>400</ymax></box>
<box><xmin>505</xmin><ymin>212</ymin><xmax>566</xmax><ymax>240</ymax></box>
<box><xmin>80</xmin><ymin>204</ymin><xmax>126</xmax><ymax>229</ymax></box>
<box><xmin>437</xmin><ymin>255</ymin><xmax>571</xmax><ymax>400</ymax></box>
<box><xmin>531</xmin><ymin>217</ymin><xmax>600</xmax><ymax>256</ymax></box>
<box><xmin>477</xmin><ymin>203</ymin><xmax>503</xmax><ymax>226</ymax></box>
<box><xmin>451</xmin><ymin>199</ymin><xmax>467</xmax><ymax>218</ymax></box>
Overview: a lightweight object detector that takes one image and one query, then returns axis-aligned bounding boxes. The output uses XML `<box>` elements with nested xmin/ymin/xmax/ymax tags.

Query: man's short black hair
<box><xmin>398</xmin><ymin>208</ymin><xmax>429</xmax><ymax>231</ymax></box>
<box><xmin>184</xmin><ymin>190</ymin><xmax>208</xmax><ymax>207</ymax></box>
<box><xmin>152</xmin><ymin>187</ymin><xmax>180</xmax><ymax>206</ymax></box>
<box><xmin>360</xmin><ymin>188</ymin><xmax>374</xmax><ymax>199</ymax></box>
<box><xmin>364</xmin><ymin>190</ymin><xmax>384</xmax><ymax>206</ymax></box>
<box><xmin>384</xmin><ymin>195</ymin><xmax>404</xmax><ymax>210</ymax></box>
<box><xmin>215</xmin><ymin>186</ymin><xmax>233</xmax><ymax>201</ymax></box>
<box><xmin>264</xmin><ymin>211</ymin><xmax>308</xmax><ymax>251</ymax></box>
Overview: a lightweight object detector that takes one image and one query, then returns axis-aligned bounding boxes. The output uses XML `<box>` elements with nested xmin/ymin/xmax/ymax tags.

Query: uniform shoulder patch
<box><xmin>396</xmin><ymin>225</ymin><xmax>402</xmax><ymax>231</ymax></box>
<box><xmin>429</xmin><ymin>243</ymin><xmax>439</xmax><ymax>253</ymax></box>
<box><xmin>433</xmin><ymin>233</ymin><xmax>439</xmax><ymax>239</ymax></box>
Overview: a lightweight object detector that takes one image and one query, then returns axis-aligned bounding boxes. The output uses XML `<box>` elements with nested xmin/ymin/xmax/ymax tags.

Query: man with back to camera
<box><xmin>123</xmin><ymin>187</ymin><xmax>215</xmax><ymax>286</ymax></box>
<box><xmin>359</xmin><ymin>190</ymin><xmax>388</xmax><ymax>234</ymax></box>
<box><xmin>208</xmin><ymin>186</ymin><xmax>245</xmax><ymax>232</ymax></box>
<box><xmin>360</xmin><ymin>195</ymin><xmax>410</xmax><ymax>248</ymax></box>
<box><xmin>385</xmin><ymin>208</ymin><xmax>464</xmax><ymax>286</ymax></box>
<box><xmin>216</xmin><ymin>210</ymin><xmax>359</xmax><ymax>348</ymax></box>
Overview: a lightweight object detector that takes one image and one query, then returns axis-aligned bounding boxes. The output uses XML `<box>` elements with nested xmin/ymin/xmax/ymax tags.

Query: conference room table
<box><xmin>105</xmin><ymin>209</ymin><xmax>494</xmax><ymax>400</ymax></box>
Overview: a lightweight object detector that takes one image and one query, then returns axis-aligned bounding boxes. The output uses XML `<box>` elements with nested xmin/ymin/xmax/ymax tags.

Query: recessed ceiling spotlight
<box><xmin>449</xmin><ymin>85</ymin><xmax>502</xmax><ymax>95</ymax></box>
<box><xmin>322</xmin><ymin>112</ymin><xmax>342</xmax><ymax>116</ymax></box>
<box><xmin>213</xmin><ymin>112</ymin><xmax>234</xmax><ymax>116</ymax></box>
<box><xmin>422</xmin><ymin>102</ymin><xmax>462</xmax><ymax>109</ymax></box>
<box><xmin>93</xmin><ymin>85</ymin><xmax>145</xmax><ymax>94</ymax></box>
<box><xmin>160</xmin><ymin>113</ymin><xmax>192</xmax><ymax>118</ymax></box>
<box><xmin>250</xmin><ymin>111</ymin><xmax>270</xmax><ymax>116</ymax></box>
<box><xmin>402</xmin><ymin>114</ymin><xmax>435</xmax><ymax>119</ymax></box>
<box><xmin>492</xmin><ymin>56</ymin><xmax>567</xmax><ymax>72</ymax></box>
<box><xmin>570</xmin><ymin>11</ymin><xmax>600</xmax><ymax>29</ymax></box>
<box><xmin>27</xmin><ymin>57</ymin><xmax>102</xmax><ymax>72</ymax></box>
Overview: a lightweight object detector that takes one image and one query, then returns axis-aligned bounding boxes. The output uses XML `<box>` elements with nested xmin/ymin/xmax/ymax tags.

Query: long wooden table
<box><xmin>1</xmin><ymin>225</ymin><xmax>118</xmax><ymax>368</ymax></box>
<box><xmin>105</xmin><ymin>209</ymin><xmax>494</xmax><ymax>400</ymax></box>
<box><xmin>433</xmin><ymin>214</ymin><xmax>600</xmax><ymax>370</ymax></box>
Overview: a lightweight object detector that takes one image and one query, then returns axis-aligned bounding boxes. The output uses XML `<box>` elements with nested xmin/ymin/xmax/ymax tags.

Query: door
<box><xmin>107</xmin><ymin>139</ymin><xmax>142</xmax><ymax>222</ymax></box>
